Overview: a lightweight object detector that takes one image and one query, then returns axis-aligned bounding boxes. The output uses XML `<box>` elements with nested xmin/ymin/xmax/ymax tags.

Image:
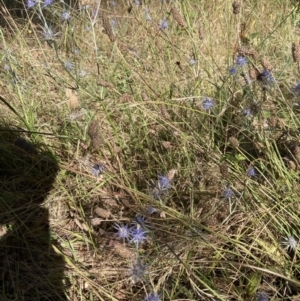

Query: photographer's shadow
<box><xmin>0</xmin><ymin>126</ymin><xmax>66</xmax><ymax>300</ymax></box>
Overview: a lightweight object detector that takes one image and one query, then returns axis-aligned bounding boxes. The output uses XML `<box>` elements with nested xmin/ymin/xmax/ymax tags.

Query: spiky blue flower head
<box><xmin>134</xmin><ymin>0</ymin><xmax>141</xmax><ymax>5</ymax></box>
<box><xmin>259</xmin><ymin>70</ymin><xmax>274</xmax><ymax>84</ymax></box>
<box><xmin>27</xmin><ymin>0</ymin><xmax>36</xmax><ymax>8</ymax></box>
<box><xmin>223</xmin><ymin>187</ymin><xmax>235</xmax><ymax>199</ymax></box>
<box><xmin>229</xmin><ymin>66</ymin><xmax>237</xmax><ymax>75</ymax></box>
<box><xmin>130</xmin><ymin>259</ymin><xmax>147</xmax><ymax>282</ymax></box>
<box><xmin>293</xmin><ymin>83</ymin><xmax>300</xmax><ymax>96</ymax></box>
<box><xmin>202</xmin><ymin>97</ymin><xmax>215</xmax><ymax>110</ymax></box>
<box><xmin>43</xmin><ymin>0</ymin><xmax>53</xmax><ymax>7</ymax></box>
<box><xmin>64</xmin><ymin>60</ymin><xmax>74</xmax><ymax>71</ymax></box>
<box><xmin>114</xmin><ymin>223</ymin><xmax>131</xmax><ymax>240</ymax></box>
<box><xmin>236</xmin><ymin>56</ymin><xmax>247</xmax><ymax>67</ymax></box>
<box><xmin>62</xmin><ymin>11</ymin><xmax>71</xmax><ymax>21</ymax></box>
<box><xmin>130</xmin><ymin>226</ymin><xmax>147</xmax><ymax>247</ymax></box>
<box><xmin>158</xmin><ymin>175</ymin><xmax>171</xmax><ymax>191</ymax></box>
<box><xmin>247</xmin><ymin>166</ymin><xmax>257</xmax><ymax>177</ymax></box>
<box><xmin>160</xmin><ymin>19</ymin><xmax>168</xmax><ymax>30</ymax></box>
<box><xmin>92</xmin><ymin>164</ymin><xmax>104</xmax><ymax>177</ymax></box>
<box><xmin>281</xmin><ymin>236</ymin><xmax>298</xmax><ymax>251</ymax></box>
<box><xmin>144</xmin><ymin>293</ymin><xmax>161</xmax><ymax>301</ymax></box>
<box><xmin>256</xmin><ymin>292</ymin><xmax>269</xmax><ymax>301</ymax></box>
<box><xmin>110</xmin><ymin>0</ymin><xmax>116</xmax><ymax>6</ymax></box>
<box><xmin>135</xmin><ymin>214</ymin><xmax>146</xmax><ymax>226</ymax></box>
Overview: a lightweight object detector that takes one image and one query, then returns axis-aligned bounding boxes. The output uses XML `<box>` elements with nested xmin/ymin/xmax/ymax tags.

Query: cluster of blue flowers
<box><xmin>27</xmin><ymin>0</ymin><xmax>53</xmax><ymax>9</ymax></box>
<box><xmin>229</xmin><ymin>55</ymin><xmax>247</xmax><ymax>75</ymax></box>
<box><xmin>114</xmin><ymin>215</ymin><xmax>160</xmax><ymax>299</ymax></box>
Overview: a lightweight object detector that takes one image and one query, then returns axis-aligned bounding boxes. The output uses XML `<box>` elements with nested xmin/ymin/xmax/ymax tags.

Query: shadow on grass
<box><xmin>0</xmin><ymin>126</ymin><xmax>66</xmax><ymax>301</ymax></box>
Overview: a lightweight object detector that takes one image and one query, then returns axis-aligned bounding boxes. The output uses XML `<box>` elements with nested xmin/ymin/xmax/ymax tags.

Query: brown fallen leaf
<box><xmin>66</xmin><ymin>88</ymin><xmax>80</xmax><ymax>110</ymax></box>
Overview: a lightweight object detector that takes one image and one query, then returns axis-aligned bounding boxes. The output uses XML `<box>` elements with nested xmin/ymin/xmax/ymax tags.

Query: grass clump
<box><xmin>2</xmin><ymin>0</ymin><xmax>300</xmax><ymax>300</ymax></box>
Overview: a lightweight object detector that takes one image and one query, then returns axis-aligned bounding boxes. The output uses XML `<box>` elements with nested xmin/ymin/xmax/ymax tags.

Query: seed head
<box><xmin>292</xmin><ymin>42</ymin><xmax>300</xmax><ymax>63</ymax></box>
<box><xmin>103</xmin><ymin>15</ymin><xmax>116</xmax><ymax>42</ymax></box>
<box><xmin>228</xmin><ymin>136</ymin><xmax>239</xmax><ymax>148</ymax></box>
<box><xmin>260</xmin><ymin>57</ymin><xmax>273</xmax><ymax>71</ymax></box>
<box><xmin>232</xmin><ymin>1</ymin><xmax>241</xmax><ymax>14</ymax></box>
<box><xmin>293</xmin><ymin>146</ymin><xmax>300</xmax><ymax>163</ymax></box>
<box><xmin>171</xmin><ymin>7</ymin><xmax>186</xmax><ymax>27</ymax></box>
<box><xmin>198</xmin><ymin>26</ymin><xmax>205</xmax><ymax>39</ymax></box>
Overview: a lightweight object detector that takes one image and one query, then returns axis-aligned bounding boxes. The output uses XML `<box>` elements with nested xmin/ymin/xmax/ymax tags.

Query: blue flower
<box><xmin>229</xmin><ymin>66</ymin><xmax>237</xmax><ymax>75</ymax></box>
<box><xmin>223</xmin><ymin>187</ymin><xmax>235</xmax><ymax>199</ymax></box>
<box><xmin>92</xmin><ymin>164</ymin><xmax>104</xmax><ymax>177</ymax></box>
<box><xmin>202</xmin><ymin>97</ymin><xmax>215</xmax><ymax>110</ymax></box>
<box><xmin>130</xmin><ymin>259</ymin><xmax>147</xmax><ymax>282</ymax></box>
<box><xmin>27</xmin><ymin>0</ymin><xmax>35</xmax><ymax>8</ymax></box>
<box><xmin>130</xmin><ymin>226</ymin><xmax>147</xmax><ymax>247</ymax></box>
<box><xmin>62</xmin><ymin>11</ymin><xmax>71</xmax><ymax>21</ymax></box>
<box><xmin>134</xmin><ymin>0</ymin><xmax>141</xmax><ymax>5</ymax></box>
<box><xmin>255</xmin><ymin>292</ymin><xmax>269</xmax><ymax>301</ymax></box>
<box><xmin>247</xmin><ymin>166</ymin><xmax>257</xmax><ymax>177</ymax></box>
<box><xmin>64</xmin><ymin>60</ymin><xmax>74</xmax><ymax>71</ymax></box>
<box><xmin>144</xmin><ymin>293</ymin><xmax>161</xmax><ymax>301</ymax></box>
<box><xmin>134</xmin><ymin>214</ymin><xmax>146</xmax><ymax>226</ymax></box>
<box><xmin>293</xmin><ymin>83</ymin><xmax>300</xmax><ymax>96</ymax></box>
<box><xmin>158</xmin><ymin>175</ymin><xmax>171</xmax><ymax>191</ymax></box>
<box><xmin>160</xmin><ymin>19</ymin><xmax>168</xmax><ymax>30</ymax></box>
<box><xmin>258</xmin><ymin>70</ymin><xmax>274</xmax><ymax>84</ymax></box>
<box><xmin>236</xmin><ymin>56</ymin><xmax>247</xmax><ymax>67</ymax></box>
<box><xmin>110</xmin><ymin>0</ymin><xmax>116</xmax><ymax>6</ymax></box>
<box><xmin>43</xmin><ymin>0</ymin><xmax>53</xmax><ymax>7</ymax></box>
<box><xmin>114</xmin><ymin>223</ymin><xmax>131</xmax><ymax>240</ymax></box>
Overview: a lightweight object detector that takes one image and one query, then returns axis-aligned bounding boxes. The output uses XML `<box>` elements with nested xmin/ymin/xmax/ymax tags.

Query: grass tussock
<box><xmin>1</xmin><ymin>0</ymin><xmax>300</xmax><ymax>300</ymax></box>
